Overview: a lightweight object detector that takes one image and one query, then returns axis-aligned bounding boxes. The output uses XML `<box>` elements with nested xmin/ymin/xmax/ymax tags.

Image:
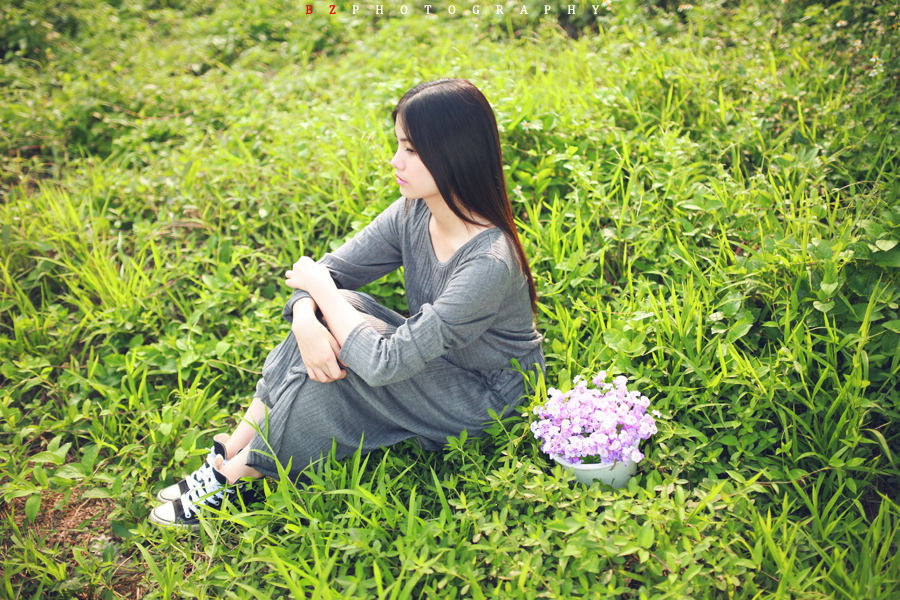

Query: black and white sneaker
<box><xmin>149</xmin><ymin>456</ymin><xmax>265</xmax><ymax>530</ymax></box>
<box><xmin>156</xmin><ymin>434</ymin><xmax>231</xmax><ymax>503</ymax></box>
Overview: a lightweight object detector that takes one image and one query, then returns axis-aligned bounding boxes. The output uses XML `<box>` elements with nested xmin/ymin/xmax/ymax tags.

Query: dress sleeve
<box><xmin>283</xmin><ymin>198</ymin><xmax>405</xmax><ymax>324</ymax></box>
<box><xmin>337</xmin><ymin>254</ymin><xmax>513</xmax><ymax>387</ymax></box>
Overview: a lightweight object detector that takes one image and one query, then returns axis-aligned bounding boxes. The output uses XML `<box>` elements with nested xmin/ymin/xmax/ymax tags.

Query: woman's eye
<box><xmin>406</xmin><ymin>149</ymin><xmax>416</xmax><ymax>154</ymax></box>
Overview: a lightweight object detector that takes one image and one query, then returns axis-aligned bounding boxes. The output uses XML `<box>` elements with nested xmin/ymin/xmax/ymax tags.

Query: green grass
<box><xmin>1</xmin><ymin>0</ymin><xmax>899</xmax><ymax>597</ymax></box>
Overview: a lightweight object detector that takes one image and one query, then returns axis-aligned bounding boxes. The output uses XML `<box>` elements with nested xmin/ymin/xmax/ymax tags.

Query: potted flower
<box><xmin>530</xmin><ymin>371</ymin><xmax>660</xmax><ymax>488</ymax></box>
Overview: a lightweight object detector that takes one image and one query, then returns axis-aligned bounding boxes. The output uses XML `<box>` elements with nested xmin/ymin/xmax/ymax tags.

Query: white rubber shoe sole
<box><xmin>149</xmin><ymin>501</ymin><xmax>201</xmax><ymax>530</ymax></box>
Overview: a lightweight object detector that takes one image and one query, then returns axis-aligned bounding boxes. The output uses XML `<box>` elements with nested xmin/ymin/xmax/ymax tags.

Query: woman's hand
<box><xmin>285</xmin><ymin>257</ymin><xmax>335</xmax><ymax>299</ymax></box>
<box><xmin>292</xmin><ymin>315</ymin><xmax>347</xmax><ymax>383</ymax></box>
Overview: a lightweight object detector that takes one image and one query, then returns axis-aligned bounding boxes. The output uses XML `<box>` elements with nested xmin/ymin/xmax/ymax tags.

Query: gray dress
<box><xmin>244</xmin><ymin>197</ymin><xmax>545</xmax><ymax>482</ymax></box>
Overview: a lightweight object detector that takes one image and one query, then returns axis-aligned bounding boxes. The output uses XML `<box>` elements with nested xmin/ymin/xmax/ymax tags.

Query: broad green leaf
<box><xmin>55</xmin><ymin>464</ymin><xmax>87</xmax><ymax>480</ymax></box>
<box><xmin>883</xmin><ymin>320</ymin><xmax>900</xmax><ymax>334</ymax></box>
<box><xmin>25</xmin><ymin>493</ymin><xmax>41</xmax><ymax>522</ymax></box>
<box><xmin>820</xmin><ymin>281</ymin><xmax>840</xmax><ymax>295</ymax></box>
<box><xmin>81</xmin><ymin>444</ymin><xmax>100</xmax><ymax>471</ymax></box>
<box><xmin>32</xmin><ymin>465</ymin><xmax>49</xmax><ymax>487</ymax></box>
<box><xmin>874</xmin><ymin>248</ymin><xmax>900</xmax><ymax>267</ymax></box>
<box><xmin>726</xmin><ymin>322</ymin><xmax>753</xmax><ymax>344</ymax></box>
<box><xmin>28</xmin><ymin>451</ymin><xmax>66</xmax><ymax>465</ymax></box>
<box><xmin>813</xmin><ymin>301</ymin><xmax>834</xmax><ymax>313</ymax></box>
<box><xmin>875</xmin><ymin>239</ymin><xmax>898</xmax><ymax>252</ymax></box>
<box><xmin>618</xmin><ymin>542</ymin><xmax>642</xmax><ymax>556</ymax></box>
<box><xmin>110</xmin><ymin>521</ymin><xmax>133</xmax><ymax>540</ymax></box>
<box><xmin>638</xmin><ymin>523</ymin><xmax>655</xmax><ymax>549</ymax></box>
<box><xmin>215</xmin><ymin>341</ymin><xmax>231</xmax><ymax>358</ymax></box>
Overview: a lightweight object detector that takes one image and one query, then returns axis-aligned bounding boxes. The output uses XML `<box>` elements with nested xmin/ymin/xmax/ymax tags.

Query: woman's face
<box><xmin>391</xmin><ymin>117</ymin><xmax>442</xmax><ymax>204</ymax></box>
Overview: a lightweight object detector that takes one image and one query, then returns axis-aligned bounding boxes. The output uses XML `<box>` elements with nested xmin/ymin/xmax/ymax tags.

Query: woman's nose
<box><xmin>390</xmin><ymin>151</ymin><xmax>402</xmax><ymax>170</ymax></box>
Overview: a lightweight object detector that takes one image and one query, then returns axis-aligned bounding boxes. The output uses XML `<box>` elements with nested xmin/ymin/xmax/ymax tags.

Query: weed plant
<box><xmin>1</xmin><ymin>0</ymin><xmax>899</xmax><ymax>598</ymax></box>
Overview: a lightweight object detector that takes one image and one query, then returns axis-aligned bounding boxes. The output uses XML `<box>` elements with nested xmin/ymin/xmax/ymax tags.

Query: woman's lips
<box><xmin>396</xmin><ymin>176</ymin><xmax>407</xmax><ymax>185</ymax></box>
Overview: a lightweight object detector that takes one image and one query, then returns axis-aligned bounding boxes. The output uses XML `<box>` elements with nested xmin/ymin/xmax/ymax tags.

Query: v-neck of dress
<box><xmin>425</xmin><ymin>211</ymin><xmax>498</xmax><ymax>267</ymax></box>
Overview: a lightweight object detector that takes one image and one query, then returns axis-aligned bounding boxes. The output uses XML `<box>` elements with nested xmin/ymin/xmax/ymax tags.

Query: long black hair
<box><xmin>391</xmin><ymin>78</ymin><xmax>538</xmax><ymax>314</ymax></box>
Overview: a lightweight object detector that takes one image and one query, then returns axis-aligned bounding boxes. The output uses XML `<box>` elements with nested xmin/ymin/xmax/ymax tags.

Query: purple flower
<box><xmin>530</xmin><ymin>370</ymin><xmax>660</xmax><ymax>465</ymax></box>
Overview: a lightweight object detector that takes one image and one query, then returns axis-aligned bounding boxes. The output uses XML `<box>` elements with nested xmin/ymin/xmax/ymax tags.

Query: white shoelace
<box><xmin>183</xmin><ymin>445</ymin><xmax>229</xmax><ymax>490</ymax></box>
<box><xmin>181</xmin><ymin>471</ymin><xmax>225</xmax><ymax>519</ymax></box>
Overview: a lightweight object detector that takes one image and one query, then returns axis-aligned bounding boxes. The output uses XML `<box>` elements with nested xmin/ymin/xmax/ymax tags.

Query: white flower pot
<box><xmin>551</xmin><ymin>454</ymin><xmax>636</xmax><ymax>488</ymax></box>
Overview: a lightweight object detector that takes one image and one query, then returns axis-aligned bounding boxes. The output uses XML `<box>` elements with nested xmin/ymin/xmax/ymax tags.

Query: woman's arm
<box><xmin>282</xmin><ymin>198</ymin><xmax>405</xmax><ymax>325</ymax></box>
<box><xmin>290</xmin><ymin>295</ymin><xmax>347</xmax><ymax>382</ymax></box>
<box><xmin>289</xmin><ymin>252</ymin><xmax>514</xmax><ymax>387</ymax></box>
<box><xmin>285</xmin><ymin>257</ymin><xmax>365</xmax><ymax>345</ymax></box>
<box><xmin>312</xmin><ymin>287</ymin><xmax>366</xmax><ymax>346</ymax></box>
<box><xmin>292</xmin><ymin>296</ymin><xmax>318</xmax><ymax>321</ymax></box>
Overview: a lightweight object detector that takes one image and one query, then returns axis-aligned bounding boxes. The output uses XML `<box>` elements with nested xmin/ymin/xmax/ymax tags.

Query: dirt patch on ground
<box><xmin>1</xmin><ymin>485</ymin><xmax>145</xmax><ymax>599</ymax></box>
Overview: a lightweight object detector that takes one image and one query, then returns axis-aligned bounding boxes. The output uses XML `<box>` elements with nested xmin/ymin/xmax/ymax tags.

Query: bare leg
<box><xmin>219</xmin><ymin>448</ymin><xmax>263</xmax><ymax>484</ymax></box>
<box><xmin>223</xmin><ymin>397</ymin><xmax>267</xmax><ymax>460</ymax></box>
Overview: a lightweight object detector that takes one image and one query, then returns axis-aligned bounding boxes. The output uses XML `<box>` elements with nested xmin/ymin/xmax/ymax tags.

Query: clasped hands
<box><xmin>284</xmin><ymin>257</ymin><xmax>347</xmax><ymax>383</ymax></box>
